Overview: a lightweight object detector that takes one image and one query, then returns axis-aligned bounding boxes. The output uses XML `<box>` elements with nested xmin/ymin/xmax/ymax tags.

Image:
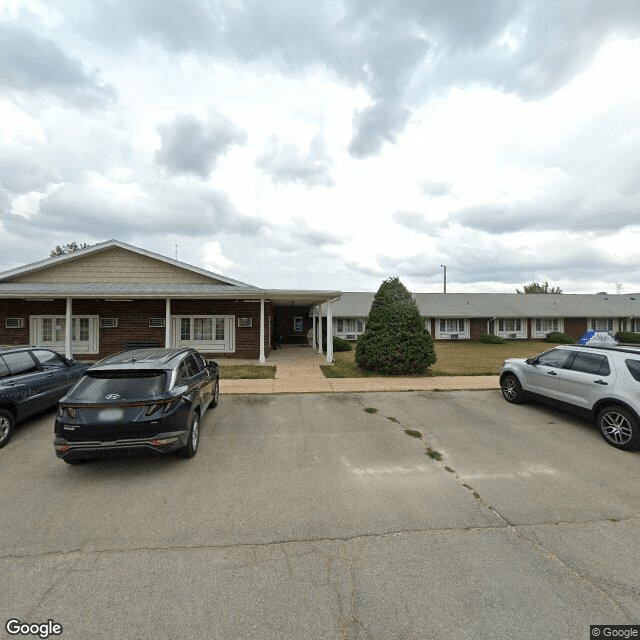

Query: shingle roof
<box><xmin>320</xmin><ymin>292</ymin><xmax>640</xmax><ymax>318</ymax></box>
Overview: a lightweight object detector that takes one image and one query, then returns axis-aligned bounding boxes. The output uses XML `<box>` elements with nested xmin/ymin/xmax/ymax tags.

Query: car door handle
<box><xmin>594</xmin><ymin>379</ymin><xmax>608</xmax><ymax>385</ymax></box>
<box><xmin>547</xmin><ymin>371</ymin><xmax>557</xmax><ymax>376</ymax></box>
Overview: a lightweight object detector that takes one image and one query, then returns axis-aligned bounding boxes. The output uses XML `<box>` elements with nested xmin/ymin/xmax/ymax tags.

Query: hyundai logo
<box><xmin>105</xmin><ymin>394</ymin><xmax>120</xmax><ymax>400</ymax></box>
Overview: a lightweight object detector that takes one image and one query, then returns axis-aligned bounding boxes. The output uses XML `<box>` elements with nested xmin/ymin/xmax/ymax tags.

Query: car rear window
<box><xmin>69</xmin><ymin>370</ymin><xmax>168</xmax><ymax>401</ymax></box>
<box><xmin>625</xmin><ymin>359</ymin><xmax>640</xmax><ymax>382</ymax></box>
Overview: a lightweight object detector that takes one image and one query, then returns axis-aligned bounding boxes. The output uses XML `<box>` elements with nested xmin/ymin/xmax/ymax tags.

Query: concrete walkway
<box><xmin>220</xmin><ymin>345</ymin><xmax>500</xmax><ymax>394</ymax></box>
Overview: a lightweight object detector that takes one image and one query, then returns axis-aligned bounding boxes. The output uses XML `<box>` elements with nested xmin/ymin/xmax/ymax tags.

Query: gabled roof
<box><xmin>0</xmin><ymin>239</ymin><xmax>256</xmax><ymax>288</ymax></box>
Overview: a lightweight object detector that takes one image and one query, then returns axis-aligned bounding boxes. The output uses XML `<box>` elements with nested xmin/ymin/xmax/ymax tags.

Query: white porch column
<box><xmin>317</xmin><ymin>308</ymin><xmax>323</xmax><ymax>354</ymax></box>
<box><xmin>259</xmin><ymin>297</ymin><xmax>265</xmax><ymax>364</ymax></box>
<box><xmin>65</xmin><ymin>297</ymin><xmax>72</xmax><ymax>359</ymax></box>
<box><xmin>312</xmin><ymin>307</ymin><xmax>317</xmax><ymax>349</ymax></box>
<box><xmin>326</xmin><ymin>299</ymin><xmax>334</xmax><ymax>363</ymax></box>
<box><xmin>165</xmin><ymin>298</ymin><xmax>171</xmax><ymax>348</ymax></box>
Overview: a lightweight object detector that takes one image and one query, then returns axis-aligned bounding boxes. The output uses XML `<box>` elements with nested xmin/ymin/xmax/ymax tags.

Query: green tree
<box><xmin>355</xmin><ymin>276</ymin><xmax>436</xmax><ymax>375</ymax></box>
<box><xmin>516</xmin><ymin>281</ymin><xmax>563</xmax><ymax>294</ymax></box>
<box><xmin>50</xmin><ymin>242</ymin><xmax>91</xmax><ymax>257</ymax></box>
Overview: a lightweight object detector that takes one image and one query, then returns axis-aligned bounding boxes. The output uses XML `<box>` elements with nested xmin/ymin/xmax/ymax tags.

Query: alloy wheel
<box><xmin>600</xmin><ymin>411</ymin><xmax>633</xmax><ymax>446</ymax></box>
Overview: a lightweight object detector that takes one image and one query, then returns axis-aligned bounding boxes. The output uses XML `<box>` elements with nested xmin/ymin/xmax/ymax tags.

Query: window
<box><xmin>439</xmin><ymin>318</ymin><xmax>465</xmax><ymax>333</ymax></box>
<box><xmin>31</xmin><ymin>316</ymin><xmax>98</xmax><ymax>354</ymax></box>
<box><xmin>173</xmin><ymin>316</ymin><xmax>234</xmax><ymax>352</ymax></box>
<box><xmin>625</xmin><ymin>359</ymin><xmax>640</xmax><ymax>382</ymax></box>
<box><xmin>1</xmin><ymin>351</ymin><xmax>38</xmax><ymax>376</ymax></box>
<box><xmin>293</xmin><ymin>317</ymin><xmax>303</xmax><ymax>333</ymax></box>
<box><xmin>533</xmin><ymin>318</ymin><xmax>562</xmax><ymax>338</ymax></box>
<box><xmin>336</xmin><ymin>318</ymin><xmax>366</xmax><ymax>338</ymax></box>
<box><xmin>32</xmin><ymin>350</ymin><xmax>67</xmax><ymax>369</ymax></box>
<box><xmin>570</xmin><ymin>352</ymin><xmax>610</xmax><ymax>376</ymax></box>
<box><xmin>537</xmin><ymin>349</ymin><xmax>573</xmax><ymax>369</ymax></box>
<box><xmin>498</xmin><ymin>319</ymin><xmax>521</xmax><ymax>332</ymax></box>
<box><xmin>590</xmin><ymin>318</ymin><xmax>614</xmax><ymax>332</ymax></box>
<box><xmin>177</xmin><ymin>355</ymin><xmax>200</xmax><ymax>382</ymax></box>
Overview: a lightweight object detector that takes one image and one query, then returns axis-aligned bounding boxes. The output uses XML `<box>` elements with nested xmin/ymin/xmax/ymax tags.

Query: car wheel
<box><xmin>0</xmin><ymin>409</ymin><xmax>15</xmax><ymax>448</ymax></box>
<box><xmin>177</xmin><ymin>412</ymin><xmax>200</xmax><ymax>458</ymax></box>
<box><xmin>501</xmin><ymin>374</ymin><xmax>525</xmax><ymax>404</ymax></box>
<box><xmin>597</xmin><ymin>405</ymin><xmax>640</xmax><ymax>451</ymax></box>
<box><xmin>211</xmin><ymin>379</ymin><xmax>219</xmax><ymax>408</ymax></box>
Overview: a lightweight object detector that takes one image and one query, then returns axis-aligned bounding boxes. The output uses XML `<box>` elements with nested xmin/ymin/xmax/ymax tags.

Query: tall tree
<box><xmin>516</xmin><ymin>281</ymin><xmax>563</xmax><ymax>294</ymax></box>
<box><xmin>49</xmin><ymin>242</ymin><xmax>91</xmax><ymax>257</ymax></box>
<box><xmin>355</xmin><ymin>276</ymin><xmax>436</xmax><ymax>375</ymax></box>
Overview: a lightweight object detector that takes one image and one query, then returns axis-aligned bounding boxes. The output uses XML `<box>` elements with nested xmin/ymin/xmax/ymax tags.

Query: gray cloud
<box><xmin>155</xmin><ymin>111</ymin><xmax>247</xmax><ymax>178</ymax></box>
<box><xmin>289</xmin><ymin>218</ymin><xmax>346</xmax><ymax>247</ymax></box>
<box><xmin>421</xmin><ymin>179</ymin><xmax>453</xmax><ymax>197</ymax></box>
<box><xmin>256</xmin><ymin>136</ymin><xmax>334</xmax><ymax>187</ymax></box>
<box><xmin>0</xmin><ymin>24</ymin><xmax>115</xmax><ymax>108</ymax></box>
<box><xmin>2</xmin><ymin>178</ymin><xmax>264</xmax><ymax>239</ymax></box>
<box><xmin>80</xmin><ymin>0</ymin><xmax>640</xmax><ymax>158</ymax></box>
<box><xmin>392</xmin><ymin>211</ymin><xmax>433</xmax><ymax>234</ymax></box>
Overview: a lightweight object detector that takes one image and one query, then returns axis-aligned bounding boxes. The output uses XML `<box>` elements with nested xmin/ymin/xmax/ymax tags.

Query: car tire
<box><xmin>501</xmin><ymin>373</ymin><xmax>525</xmax><ymax>404</ymax></box>
<box><xmin>211</xmin><ymin>379</ymin><xmax>219</xmax><ymax>408</ymax></box>
<box><xmin>597</xmin><ymin>405</ymin><xmax>640</xmax><ymax>451</ymax></box>
<box><xmin>177</xmin><ymin>412</ymin><xmax>200</xmax><ymax>458</ymax></box>
<box><xmin>0</xmin><ymin>409</ymin><xmax>15</xmax><ymax>448</ymax></box>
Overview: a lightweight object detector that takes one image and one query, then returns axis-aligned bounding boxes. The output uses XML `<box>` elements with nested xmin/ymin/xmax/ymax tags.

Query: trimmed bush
<box><xmin>323</xmin><ymin>336</ymin><xmax>352</xmax><ymax>352</ymax></box>
<box><xmin>355</xmin><ymin>276</ymin><xmax>436</xmax><ymax>375</ymax></box>
<box><xmin>615</xmin><ymin>331</ymin><xmax>640</xmax><ymax>344</ymax></box>
<box><xmin>546</xmin><ymin>331</ymin><xmax>575</xmax><ymax>344</ymax></box>
<box><xmin>480</xmin><ymin>333</ymin><xmax>506</xmax><ymax>344</ymax></box>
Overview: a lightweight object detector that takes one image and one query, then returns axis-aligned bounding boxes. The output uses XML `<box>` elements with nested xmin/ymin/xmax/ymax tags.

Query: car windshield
<box><xmin>69</xmin><ymin>370</ymin><xmax>168</xmax><ymax>402</ymax></box>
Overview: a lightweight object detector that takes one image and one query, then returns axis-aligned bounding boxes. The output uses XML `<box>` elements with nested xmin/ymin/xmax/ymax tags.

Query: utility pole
<box><xmin>441</xmin><ymin>265</ymin><xmax>447</xmax><ymax>293</ymax></box>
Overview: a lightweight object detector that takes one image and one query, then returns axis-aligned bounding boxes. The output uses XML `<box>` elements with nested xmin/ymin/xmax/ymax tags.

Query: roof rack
<box><xmin>580</xmin><ymin>344</ymin><xmax>640</xmax><ymax>355</ymax></box>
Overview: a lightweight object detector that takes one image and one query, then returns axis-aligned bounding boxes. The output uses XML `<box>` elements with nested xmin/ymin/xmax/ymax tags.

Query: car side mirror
<box><xmin>65</xmin><ymin>358</ymin><xmax>76</xmax><ymax>366</ymax></box>
<box><xmin>525</xmin><ymin>358</ymin><xmax>535</xmax><ymax>365</ymax></box>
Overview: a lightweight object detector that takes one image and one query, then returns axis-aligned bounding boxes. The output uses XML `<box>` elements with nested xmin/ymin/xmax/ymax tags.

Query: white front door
<box><xmin>30</xmin><ymin>316</ymin><xmax>99</xmax><ymax>354</ymax></box>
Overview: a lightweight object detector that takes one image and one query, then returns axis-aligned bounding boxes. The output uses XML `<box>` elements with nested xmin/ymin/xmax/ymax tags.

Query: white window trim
<box><xmin>435</xmin><ymin>318</ymin><xmax>470</xmax><ymax>340</ymax></box>
<box><xmin>29</xmin><ymin>315</ymin><xmax>99</xmax><ymax>354</ymax></box>
<box><xmin>588</xmin><ymin>318</ymin><xmax>617</xmax><ymax>333</ymax></box>
<box><xmin>334</xmin><ymin>317</ymin><xmax>367</xmax><ymax>341</ymax></box>
<box><xmin>172</xmin><ymin>315</ymin><xmax>235</xmax><ymax>352</ymax></box>
<box><xmin>532</xmin><ymin>317</ymin><xmax>563</xmax><ymax>338</ymax></box>
<box><xmin>494</xmin><ymin>317</ymin><xmax>528</xmax><ymax>339</ymax></box>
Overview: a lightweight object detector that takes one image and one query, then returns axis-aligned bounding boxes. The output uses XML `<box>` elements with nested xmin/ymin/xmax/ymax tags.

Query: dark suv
<box><xmin>0</xmin><ymin>345</ymin><xmax>90</xmax><ymax>448</ymax></box>
<box><xmin>54</xmin><ymin>348</ymin><xmax>220</xmax><ymax>463</ymax></box>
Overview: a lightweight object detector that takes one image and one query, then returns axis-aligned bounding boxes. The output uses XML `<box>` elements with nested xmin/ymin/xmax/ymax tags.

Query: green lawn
<box><xmin>321</xmin><ymin>341</ymin><xmax>550</xmax><ymax>378</ymax></box>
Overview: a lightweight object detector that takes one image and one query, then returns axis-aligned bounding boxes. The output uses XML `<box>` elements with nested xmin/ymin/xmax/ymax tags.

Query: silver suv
<box><xmin>500</xmin><ymin>345</ymin><xmax>640</xmax><ymax>451</ymax></box>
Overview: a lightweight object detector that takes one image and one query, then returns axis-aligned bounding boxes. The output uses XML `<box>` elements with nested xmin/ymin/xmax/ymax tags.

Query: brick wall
<box><xmin>0</xmin><ymin>298</ymin><xmax>273</xmax><ymax>360</ymax></box>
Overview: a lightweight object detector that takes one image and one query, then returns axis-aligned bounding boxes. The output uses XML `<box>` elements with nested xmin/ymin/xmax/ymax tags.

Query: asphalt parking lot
<box><xmin>2</xmin><ymin>390</ymin><xmax>639</xmax><ymax>640</ymax></box>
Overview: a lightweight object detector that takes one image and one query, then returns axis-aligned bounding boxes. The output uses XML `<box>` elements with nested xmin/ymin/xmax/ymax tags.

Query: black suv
<box><xmin>0</xmin><ymin>346</ymin><xmax>90</xmax><ymax>448</ymax></box>
<box><xmin>54</xmin><ymin>347</ymin><xmax>219</xmax><ymax>463</ymax></box>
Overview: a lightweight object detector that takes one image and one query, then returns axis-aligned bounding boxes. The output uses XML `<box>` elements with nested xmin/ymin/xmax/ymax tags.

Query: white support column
<box><xmin>165</xmin><ymin>298</ymin><xmax>171</xmax><ymax>348</ymax></box>
<box><xmin>312</xmin><ymin>307</ymin><xmax>317</xmax><ymax>349</ymax></box>
<box><xmin>326</xmin><ymin>299</ymin><xmax>334</xmax><ymax>363</ymax></box>
<box><xmin>259</xmin><ymin>297</ymin><xmax>265</xmax><ymax>364</ymax></box>
<box><xmin>65</xmin><ymin>298</ymin><xmax>72</xmax><ymax>359</ymax></box>
<box><xmin>317</xmin><ymin>308</ymin><xmax>323</xmax><ymax>354</ymax></box>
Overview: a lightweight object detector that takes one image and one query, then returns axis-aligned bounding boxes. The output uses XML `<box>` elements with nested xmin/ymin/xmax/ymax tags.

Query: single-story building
<box><xmin>0</xmin><ymin>240</ymin><xmax>341</xmax><ymax>362</ymax></box>
<box><xmin>3</xmin><ymin>241</ymin><xmax>640</xmax><ymax>361</ymax></box>
<box><xmin>318</xmin><ymin>292</ymin><xmax>640</xmax><ymax>343</ymax></box>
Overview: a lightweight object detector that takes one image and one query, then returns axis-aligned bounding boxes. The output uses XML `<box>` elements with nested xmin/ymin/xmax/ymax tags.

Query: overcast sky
<box><xmin>2</xmin><ymin>0</ymin><xmax>640</xmax><ymax>294</ymax></box>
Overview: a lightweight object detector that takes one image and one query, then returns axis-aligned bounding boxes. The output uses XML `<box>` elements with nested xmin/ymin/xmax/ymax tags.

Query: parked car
<box><xmin>0</xmin><ymin>345</ymin><xmax>90</xmax><ymax>448</ymax></box>
<box><xmin>54</xmin><ymin>347</ymin><xmax>219</xmax><ymax>463</ymax></box>
<box><xmin>500</xmin><ymin>344</ymin><xmax>640</xmax><ymax>451</ymax></box>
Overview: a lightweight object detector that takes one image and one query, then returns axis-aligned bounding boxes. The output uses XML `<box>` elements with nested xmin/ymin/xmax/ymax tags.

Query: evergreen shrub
<box><xmin>480</xmin><ymin>333</ymin><xmax>506</xmax><ymax>344</ymax></box>
<box><xmin>546</xmin><ymin>332</ymin><xmax>575</xmax><ymax>344</ymax></box>
<box><xmin>323</xmin><ymin>336</ymin><xmax>352</xmax><ymax>352</ymax></box>
<box><xmin>355</xmin><ymin>276</ymin><xmax>436</xmax><ymax>375</ymax></box>
<box><xmin>615</xmin><ymin>331</ymin><xmax>640</xmax><ymax>344</ymax></box>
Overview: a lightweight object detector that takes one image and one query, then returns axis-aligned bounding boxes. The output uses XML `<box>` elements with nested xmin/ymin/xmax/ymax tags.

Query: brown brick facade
<box><xmin>0</xmin><ymin>298</ymin><xmax>273</xmax><ymax>360</ymax></box>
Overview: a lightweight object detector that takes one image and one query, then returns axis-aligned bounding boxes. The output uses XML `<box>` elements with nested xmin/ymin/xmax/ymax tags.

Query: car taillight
<box><xmin>62</xmin><ymin>407</ymin><xmax>76</xmax><ymax>419</ymax></box>
<box><xmin>145</xmin><ymin>398</ymin><xmax>180</xmax><ymax>416</ymax></box>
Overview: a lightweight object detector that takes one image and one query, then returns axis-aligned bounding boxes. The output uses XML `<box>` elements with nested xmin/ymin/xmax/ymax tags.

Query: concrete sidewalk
<box><xmin>219</xmin><ymin>345</ymin><xmax>500</xmax><ymax>394</ymax></box>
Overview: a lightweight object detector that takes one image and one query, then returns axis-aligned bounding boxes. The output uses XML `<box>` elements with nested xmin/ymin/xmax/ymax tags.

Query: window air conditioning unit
<box><xmin>346</xmin><ymin>334</ymin><xmax>356</xmax><ymax>340</ymax></box>
<box><xmin>509</xmin><ymin>333</ymin><xmax>517</xmax><ymax>339</ymax></box>
<box><xmin>149</xmin><ymin>318</ymin><xmax>165</xmax><ymax>328</ymax></box>
<box><xmin>238</xmin><ymin>317</ymin><xmax>253</xmax><ymax>328</ymax></box>
<box><xmin>450</xmin><ymin>333</ymin><xmax>459</xmax><ymax>340</ymax></box>
<box><xmin>100</xmin><ymin>317</ymin><xmax>118</xmax><ymax>328</ymax></box>
<box><xmin>5</xmin><ymin>317</ymin><xmax>24</xmax><ymax>328</ymax></box>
